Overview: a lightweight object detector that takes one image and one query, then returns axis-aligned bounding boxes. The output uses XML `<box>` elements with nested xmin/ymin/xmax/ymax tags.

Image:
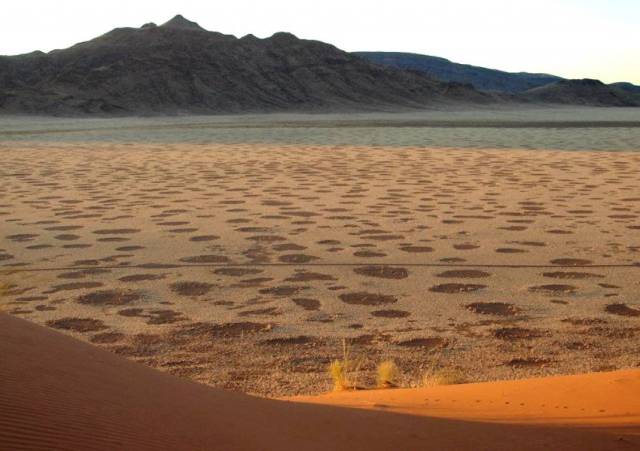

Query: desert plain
<box><xmin>1</xmin><ymin>110</ymin><xmax>640</xmax><ymax>399</ymax></box>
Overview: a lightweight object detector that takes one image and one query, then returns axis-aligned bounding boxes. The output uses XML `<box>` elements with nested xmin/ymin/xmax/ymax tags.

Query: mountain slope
<box><xmin>354</xmin><ymin>52</ymin><xmax>562</xmax><ymax>94</ymax></box>
<box><xmin>0</xmin><ymin>17</ymin><xmax>491</xmax><ymax>115</ymax></box>
<box><xmin>611</xmin><ymin>82</ymin><xmax>640</xmax><ymax>104</ymax></box>
<box><xmin>519</xmin><ymin>79</ymin><xmax>638</xmax><ymax>106</ymax></box>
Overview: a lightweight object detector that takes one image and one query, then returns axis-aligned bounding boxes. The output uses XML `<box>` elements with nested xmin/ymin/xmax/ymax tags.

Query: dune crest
<box><xmin>1</xmin><ymin>314</ymin><xmax>638</xmax><ymax>450</ymax></box>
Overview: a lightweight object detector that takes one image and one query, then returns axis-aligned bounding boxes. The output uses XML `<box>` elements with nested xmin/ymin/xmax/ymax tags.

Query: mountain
<box><xmin>161</xmin><ymin>14</ymin><xmax>207</xmax><ymax>31</ymax></box>
<box><xmin>0</xmin><ymin>16</ymin><xmax>492</xmax><ymax>115</ymax></box>
<box><xmin>354</xmin><ymin>52</ymin><xmax>562</xmax><ymax>94</ymax></box>
<box><xmin>611</xmin><ymin>82</ymin><xmax>640</xmax><ymax>104</ymax></box>
<box><xmin>519</xmin><ymin>79</ymin><xmax>638</xmax><ymax>107</ymax></box>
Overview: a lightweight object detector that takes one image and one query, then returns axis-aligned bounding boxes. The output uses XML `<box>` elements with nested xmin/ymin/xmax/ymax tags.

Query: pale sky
<box><xmin>2</xmin><ymin>0</ymin><xmax>639</xmax><ymax>84</ymax></box>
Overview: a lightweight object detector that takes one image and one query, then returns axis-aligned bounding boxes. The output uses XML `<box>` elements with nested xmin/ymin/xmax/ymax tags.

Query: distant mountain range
<box><xmin>354</xmin><ymin>52</ymin><xmax>562</xmax><ymax>94</ymax></box>
<box><xmin>355</xmin><ymin>52</ymin><xmax>639</xmax><ymax>106</ymax></box>
<box><xmin>520</xmin><ymin>79</ymin><xmax>637</xmax><ymax>107</ymax></box>
<box><xmin>0</xmin><ymin>15</ymin><xmax>493</xmax><ymax>115</ymax></box>
<box><xmin>0</xmin><ymin>16</ymin><xmax>637</xmax><ymax>115</ymax></box>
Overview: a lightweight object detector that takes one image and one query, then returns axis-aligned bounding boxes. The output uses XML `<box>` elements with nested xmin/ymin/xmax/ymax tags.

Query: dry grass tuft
<box><xmin>376</xmin><ymin>360</ymin><xmax>399</xmax><ymax>388</ymax></box>
<box><xmin>416</xmin><ymin>338</ymin><xmax>465</xmax><ymax>387</ymax></box>
<box><xmin>329</xmin><ymin>360</ymin><xmax>349</xmax><ymax>391</ymax></box>
<box><xmin>422</xmin><ymin>369</ymin><xmax>466</xmax><ymax>387</ymax></box>
<box><xmin>328</xmin><ymin>339</ymin><xmax>363</xmax><ymax>391</ymax></box>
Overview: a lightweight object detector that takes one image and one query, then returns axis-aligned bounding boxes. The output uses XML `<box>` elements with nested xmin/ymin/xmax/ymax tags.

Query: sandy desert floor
<box><xmin>1</xmin><ymin>139</ymin><xmax>640</xmax><ymax>396</ymax></box>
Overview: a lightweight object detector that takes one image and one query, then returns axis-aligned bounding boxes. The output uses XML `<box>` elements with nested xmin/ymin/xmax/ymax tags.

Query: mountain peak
<box><xmin>161</xmin><ymin>15</ymin><xmax>206</xmax><ymax>31</ymax></box>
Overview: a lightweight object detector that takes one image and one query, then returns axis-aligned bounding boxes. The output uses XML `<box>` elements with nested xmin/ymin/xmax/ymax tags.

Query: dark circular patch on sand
<box><xmin>547</xmin><ymin>229</ymin><xmax>573</xmax><ymax>235</ymax></box>
<box><xmin>514</xmin><ymin>241</ymin><xmax>546</xmax><ymax>247</ymax></box>
<box><xmin>93</xmin><ymin>229</ymin><xmax>141</xmax><ymax>235</ymax></box>
<box><xmin>371</xmin><ymin>309</ymin><xmax>411</xmax><ymax>318</ymax></box>
<box><xmin>318</xmin><ymin>240</ymin><xmax>341</xmax><ymax>245</ymax></box>
<box><xmin>396</xmin><ymin>337</ymin><xmax>446</xmax><ymax>349</ymax></box>
<box><xmin>466</xmin><ymin>302</ymin><xmax>520</xmax><ymax>316</ymax></box>
<box><xmin>234</xmin><ymin>276</ymin><xmax>273</xmax><ymax>286</ymax></box>
<box><xmin>6</xmin><ymin>234</ymin><xmax>38</xmax><ymax>242</ymax></box>
<box><xmin>190</xmin><ymin>235</ymin><xmax>220</xmax><ymax>242</ymax></box>
<box><xmin>170</xmin><ymin>281</ymin><xmax>214</xmax><ymax>296</ymax></box>
<box><xmin>168</xmin><ymin>228</ymin><xmax>198</xmax><ymax>233</ymax></box>
<box><xmin>259</xmin><ymin>336</ymin><xmax>317</xmax><ymax>346</ymax></box>
<box><xmin>362</xmin><ymin>234</ymin><xmax>405</xmax><ymax>241</ymax></box>
<box><xmin>180</xmin><ymin>255</ymin><xmax>230</xmax><ymax>264</ymax></box>
<box><xmin>15</xmin><ymin>296</ymin><xmax>48</xmax><ymax>302</ymax></box>
<box><xmin>119</xmin><ymin>274</ymin><xmax>166</xmax><ymax>283</ymax></box>
<box><xmin>26</xmin><ymin>244</ymin><xmax>53</xmax><ymax>250</ymax></box>
<box><xmin>454</xmin><ymin>243</ymin><xmax>479</xmax><ymax>250</ymax></box>
<box><xmin>214</xmin><ymin>267</ymin><xmax>264</xmax><ymax>277</ymax></box>
<box><xmin>293</xmin><ymin>298</ymin><xmax>321</xmax><ymax>311</ymax></box>
<box><xmin>259</xmin><ymin>285</ymin><xmax>307</xmax><ymax>296</ymax></box>
<box><xmin>46</xmin><ymin>317</ymin><xmax>108</xmax><ymax>332</ymax></box>
<box><xmin>57</xmin><ymin>268</ymin><xmax>111</xmax><ymax>279</ymax></box>
<box><xmin>400</xmin><ymin>246</ymin><xmax>434</xmax><ymax>253</ymax></box>
<box><xmin>285</xmin><ymin>271</ymin><xmax>336</xmax><ymax>282</ymax></box>
<box><xmin>542</xmin><ymin>272</ymin><xmax>604</xmax><ymax>280</ymax></box>
<box><xmin>499</xmin><ymin>226</ymin><xmax>528</xmax><ymax>231</ymax></box>
<box><xmin>605</xmin><ymin>303</ymin><xmax>640</xmax><ymax>317</ymax></box>
<box><xmin>599</xmin><ymin>283</ymin><xmax>620</xmax><ymax>289</ymax></box>
<box><xmin>529</xmin><ymin>284</ymin><xmax>577</xmax><ymax>294</ymax></box>
<box><xmin>54</xmin><ymin>234</ymin><xmax>80</xmax><ymax>241</ymax></box>
<box><xmin>494</xmin><ymin>327</ymin><xmax>544</xmax><ymax>340</ymax></box>
<box><xmin>247</xmin><ymin>235</ymin><xmax>287</xmax><ymax>242</ymax></box>
<box><xmin>147</xmin><ymin>309</ymin><xmax>184</xmax><ymax>325</ymax></box>
<box><xmin>550</xmin><ymin>258</ymin><xmax>593</xmax><ymax>266</ymax></box>
<box><xmin>46</xmin><ymin>281</ymin><xmax>104</xmax><ymax>293</ymax></box>
<box><xmin>45</xmin><ymin>225</ymin><xmax>83</xmax><ymax>231</ymax></box>
<box><xmin>96</xmin><ymin>237</ymin><xmax>128</xmax><ymax>243</ymax></box>
<box><xmin>339</xmin><ymin>292</ymin><xmax>397</xmax><ymax>306</ymax></box>
<box><xmin>561</xmin><ymin>317</ymin><xmax>607</xmax><ymax>326</ymax></box>
<box><xmin>90</xmin><ymin>332</ymin><xmax>125</xmax><ymax>344</ymax></box>
<box><xmin>139</xmin><ymin>263</ymin><xmax>180</xmax><ymax>269</ymax></box>
<box><xmin>118</xmin><ymin>308</ymin><xmax>144</xmax><ymax>317</ymax></box>
<box><xmin>353</xmin><ymin>250</ymin><xmax>387</xmax><ymax>258</ymax></box>
<box><xmin>495</xmin><ymin>248</ymin><xmax>527</xmax><ymax>253</ymax></box>
<box><xmin>236</xmin><ymin>227</ymin><xmax>271</xmax><ymax>233</ymax></box>
<box><xmin>278</xmin><ymin>254</ymin><xmax>319</xmax><ymax>264</ymax></box>
<box><xmin>506</xmin><ymin>358</ymin><xmax>551</xmax><ymax>368</ymax></box>
<box><xmin>116</xmin><ymin>246</ymin><xmax>145</xmax><ymax>252</ymax></box>
<box><xmin>172</xmin><ymin>321</ymin><xmax>273</xmax><ymax>339</ymax></box>
<box><xmin>78</xmin><ymin>289</ymin><xmax>143</xmax><ymax>306</ymax></box>
<box><xmin>436</xmin><ymin>270</ymin><xmax>491</xmax><ymax>279</ymax></box>
<box><xmin>430</xmin><ymin>283</ymin><xmax>486</xmax><ymax>294</ymax></box>
<box><xmin>273</xmin><ymin>243</ymin><xmax>307</xmax><ymax>251</ymax></box>
<box><xmin>354</xmin><ymin>266</ymin><xmax>409</xmax><ymax>279</ymax></box>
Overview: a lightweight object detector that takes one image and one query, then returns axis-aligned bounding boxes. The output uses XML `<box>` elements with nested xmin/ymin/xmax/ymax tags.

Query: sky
<box><xmin>2</xmin><ymin>0</ymin><xmax>639</xmax><ymax>84</ymax></box>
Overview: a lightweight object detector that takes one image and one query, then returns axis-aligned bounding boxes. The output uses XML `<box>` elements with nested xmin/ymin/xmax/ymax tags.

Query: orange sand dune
<box><xmin>1</xmin><ymin>314</ymin><xmax>639</xmax><ymax>451</ymax></box>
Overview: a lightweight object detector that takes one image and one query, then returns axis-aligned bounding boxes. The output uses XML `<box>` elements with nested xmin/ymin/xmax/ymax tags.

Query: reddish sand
<box><xmin>1</xmin><ymin>314</ymin><xmax>638</xmax><ymax>450</ymax></box>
